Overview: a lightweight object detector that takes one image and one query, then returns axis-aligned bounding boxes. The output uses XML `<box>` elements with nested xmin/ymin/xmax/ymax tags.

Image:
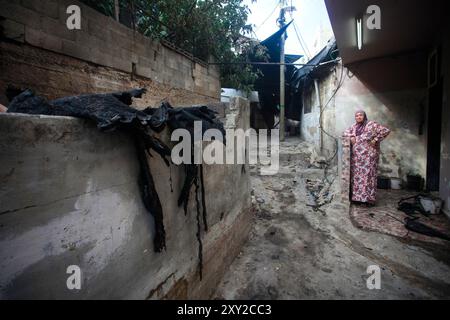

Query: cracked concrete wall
<box><xmin>0</xmin><ymin>0</ymin><xmax>220</xmax><ymax>106</ymax></box>
<box><xmin>0</xmin><ymin>97</ymin><xmax>252</xmax><ymax>299</ymax></box>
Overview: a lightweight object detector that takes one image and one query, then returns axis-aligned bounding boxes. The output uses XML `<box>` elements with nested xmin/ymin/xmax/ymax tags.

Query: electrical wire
<box><xmin>319</xmin><ymin>61</ymin><xmax>345</xmax><ymax>165</ymax></box>
<box><xmin>314</xmin><ymin>62</ymin><xmax>345</xmax><ymax>193</ymax></box>
<box><xmin>254</xmin><ymin>2</ymin><xmax>280</xmax><ymax>32</ymax></box>
<box><xmin>208</xmin><ymin>59</ymin><xmax>340</xmax><ymax>66</ymax></box>
<box><xmin>296</xmin><ymin>22</ymin><xmax>312</xmax><ymax>58</ymax></box>
<box><xmin>305</xmin><ymin>62</ymin><xmax>345</xmax><ymax>206</ymax></box>
<box><xmin>292</xmin><ymin>21</ymin><xmax>312</xmax><ymax>59</ymax></box>
<box><xmin>287</xmin><ymin>1</ymin><xmax>312</xmax><ymax>59</ymax></box>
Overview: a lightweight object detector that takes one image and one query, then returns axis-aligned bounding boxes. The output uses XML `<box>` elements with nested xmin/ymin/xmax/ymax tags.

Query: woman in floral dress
<box><xmin>343</xmin><ymin>110</ymin><xmax>390</xmax><ymax>206</ymax></box>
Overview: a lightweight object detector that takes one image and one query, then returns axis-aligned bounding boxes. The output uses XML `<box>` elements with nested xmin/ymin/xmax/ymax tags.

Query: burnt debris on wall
<box><xmin>6</xmin><ymin>88</ymin><xmax>225</xmax><ymax>279</ymax></box>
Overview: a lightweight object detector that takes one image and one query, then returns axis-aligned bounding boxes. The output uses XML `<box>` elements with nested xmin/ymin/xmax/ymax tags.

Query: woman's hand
<box><xmin>350</xmin><ymin>137</ymin><xmax>356</xmax><ymax>145</ymax></box>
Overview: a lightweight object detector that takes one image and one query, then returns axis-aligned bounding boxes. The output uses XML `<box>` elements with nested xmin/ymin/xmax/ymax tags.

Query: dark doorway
<box><xmin>426</xmin><ymin>76</ymin><xmax>443</xmax><ymax>191</ymax></box>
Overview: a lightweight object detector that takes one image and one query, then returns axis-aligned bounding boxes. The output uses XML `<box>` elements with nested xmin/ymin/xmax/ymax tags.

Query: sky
<box><xmin>243</xmin><ymin>0</ymin><xmax>333</xmax><ymax>60</ymax></box>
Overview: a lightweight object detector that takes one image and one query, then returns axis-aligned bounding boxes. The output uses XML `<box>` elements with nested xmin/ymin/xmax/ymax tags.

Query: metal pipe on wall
<box><xmin>314</xmin><ymin>78</ymin><xmax>323</xmax><ymax>151</ymax></box>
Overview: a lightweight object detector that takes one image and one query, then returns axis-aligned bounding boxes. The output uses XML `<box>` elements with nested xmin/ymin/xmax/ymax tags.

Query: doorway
<box><xmin>426</xmin><ymin>76</ymin><xmax>443</xmax><ymax>191</ymax></box>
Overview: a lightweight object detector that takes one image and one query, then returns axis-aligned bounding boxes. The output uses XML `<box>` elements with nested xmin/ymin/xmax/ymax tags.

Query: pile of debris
<box><xmin>397</xmin><ymin>194</ymin><xmax>449</xmax><ymax>241</ymax></box>
<box><xmin>350</xmin><ymin>190</ymin><xmax>450</xmax><ymax>244</ymax></box>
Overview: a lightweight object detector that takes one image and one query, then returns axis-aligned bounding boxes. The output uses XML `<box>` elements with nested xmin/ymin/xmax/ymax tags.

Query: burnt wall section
<box><xmin>301</xmin><ymin>54</ymin><xmax>428</xmax><ymax>187</ymax></box>
<box><xmin>0</xmin><ymin>0</ymin><xmax>220</xmax><ymax>105</ymax></box>
<box><xmin>0</xmin><ymin>97</ymin><xmax>252</xmax><ymax>299</ymax></box>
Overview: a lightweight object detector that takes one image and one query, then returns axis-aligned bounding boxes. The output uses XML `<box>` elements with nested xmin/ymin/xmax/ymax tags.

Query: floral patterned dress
<box><xmin>343</xmin><ymin>121</ymin><xmax>390</xmax><ymax>204</ymax></box>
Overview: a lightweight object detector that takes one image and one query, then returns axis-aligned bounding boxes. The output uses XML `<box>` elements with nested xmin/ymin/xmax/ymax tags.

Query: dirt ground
<box><xmin>214</xmin><ymin>137</ymin><xmax>450</xmax><ymax>299</ymax></box>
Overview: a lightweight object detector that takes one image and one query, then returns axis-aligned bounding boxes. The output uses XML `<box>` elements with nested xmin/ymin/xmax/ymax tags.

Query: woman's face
<box><xmin>355</xmin><ymin>112</ymin><xmax>365</xmax><ymax>123</ymax></box>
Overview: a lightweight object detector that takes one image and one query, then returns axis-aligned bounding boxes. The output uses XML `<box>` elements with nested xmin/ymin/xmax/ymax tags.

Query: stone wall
<box><xmin>0</xmin><ymin>97</ymin><xmax>252</xmax><ymax>299</ymax></box>
<box><xmin>0</xmin><ymin>0</ymin><xmax>221</xmax><ymax>106</ymax></box>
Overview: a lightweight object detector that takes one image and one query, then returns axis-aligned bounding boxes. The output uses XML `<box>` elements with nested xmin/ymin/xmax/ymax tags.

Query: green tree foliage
<box><xmin>80</xmin><ymin>0</ymin><xmax>116</xmax><ymax>17</ymax></box>
<box><xmin>81</xmin><ymin>0</ymin><xmax>267</xmax><ymax>92</ymax></box>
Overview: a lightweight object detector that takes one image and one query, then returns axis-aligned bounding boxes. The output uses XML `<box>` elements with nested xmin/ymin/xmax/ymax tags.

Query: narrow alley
<box><xmin>1</xmin><ymin>0</ymin><xmax>450</xmax><ymax>304</ymax></box>
<box><xmin>215</xmin><ymin>137</ymin><xmax>450</xmax><ymax>299</ymax></box>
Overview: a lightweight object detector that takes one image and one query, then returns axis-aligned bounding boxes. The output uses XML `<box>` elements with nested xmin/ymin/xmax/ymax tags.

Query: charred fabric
<box><xmin>6</xmin><ymin>88</ymin><xmax>226</xmax><ymax>279</ymax></box>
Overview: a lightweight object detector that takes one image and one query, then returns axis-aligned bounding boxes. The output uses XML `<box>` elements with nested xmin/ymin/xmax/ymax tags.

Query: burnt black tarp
<box><xmin>253</xmin><ymin>29</ymin><xmax>337</xmax><ymax>123</ymax></box>
<box><xmin>289</xmin><ymin>38</ymin><xmax>338</xmax><ymax>118</ymax></box>
<box><xmin>7</xmin><ymin>88</ymin><xmax>225</xmax><ymax>279</ymax></box>
<box><xmin>252</xmin><ymin>22</ymin><xmax>303</xmax><ymax>125</ymax></box>
<box><xmin>290</xmin><ymin>37</ymin><xmax>338</xmax><ymax>91</ymax></box>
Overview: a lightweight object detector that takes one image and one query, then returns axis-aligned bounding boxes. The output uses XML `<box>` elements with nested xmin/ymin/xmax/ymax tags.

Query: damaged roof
<box><xmin>251</xmin><ymin>22</ymin><xmax>304</xmax><ymax>123</ymax></box>
<box><xmin>290</xmin><ymin>37</ymin><xmax>338</xmax><ymax>92</ymax></box>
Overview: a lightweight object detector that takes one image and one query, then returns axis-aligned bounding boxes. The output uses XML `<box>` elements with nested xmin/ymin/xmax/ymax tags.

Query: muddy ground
<box><xmin>214</xmin><ymin>138</ymin><xmax>450</xmax><ymax>299</ymax></box>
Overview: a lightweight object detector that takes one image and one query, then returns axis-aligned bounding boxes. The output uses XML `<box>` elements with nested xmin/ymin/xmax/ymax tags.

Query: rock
<box><xmin>256</xmin><ymin>197</ymin><xmax>265</xmax><ymax>204</ymax></box>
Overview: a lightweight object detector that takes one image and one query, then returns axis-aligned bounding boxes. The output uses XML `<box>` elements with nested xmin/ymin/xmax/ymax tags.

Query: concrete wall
<box><xmin>0</xmin><ymin>0</ymin><xmax>221</xmax><ymax>106</ymax></box>
<box><xmin>300</xmin><ymin>69</ymin><xmax>337</xmax><ymax>157</ymax></box>
<box><xmin>301</xmin><ymin>53</ymin><xmax>429</xmax><ymax>183</ymax></box>
<box><xmin>0</xmin><ymin>97</ymin><xmax>252</xmax><ymax>299</ymax></box>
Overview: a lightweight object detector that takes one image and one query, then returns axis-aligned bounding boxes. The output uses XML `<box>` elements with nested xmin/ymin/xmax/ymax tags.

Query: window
<box><xmin>303</xmin><ymin>87</ymin><xmax>313</xmax><ymax>114</ymax></box>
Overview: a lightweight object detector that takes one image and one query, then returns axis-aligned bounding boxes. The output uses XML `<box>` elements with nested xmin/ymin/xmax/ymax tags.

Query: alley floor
<box><xmin>214</xmin><ymin>137</ymin><xmax>450</xmax><ymax>299</ymax></box>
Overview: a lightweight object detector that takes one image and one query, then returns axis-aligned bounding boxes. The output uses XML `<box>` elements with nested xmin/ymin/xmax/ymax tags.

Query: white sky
<box><xmin>243</xmin><ymin>0</ymin><xmax>333</xmax><ymax>59</ymax></box>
